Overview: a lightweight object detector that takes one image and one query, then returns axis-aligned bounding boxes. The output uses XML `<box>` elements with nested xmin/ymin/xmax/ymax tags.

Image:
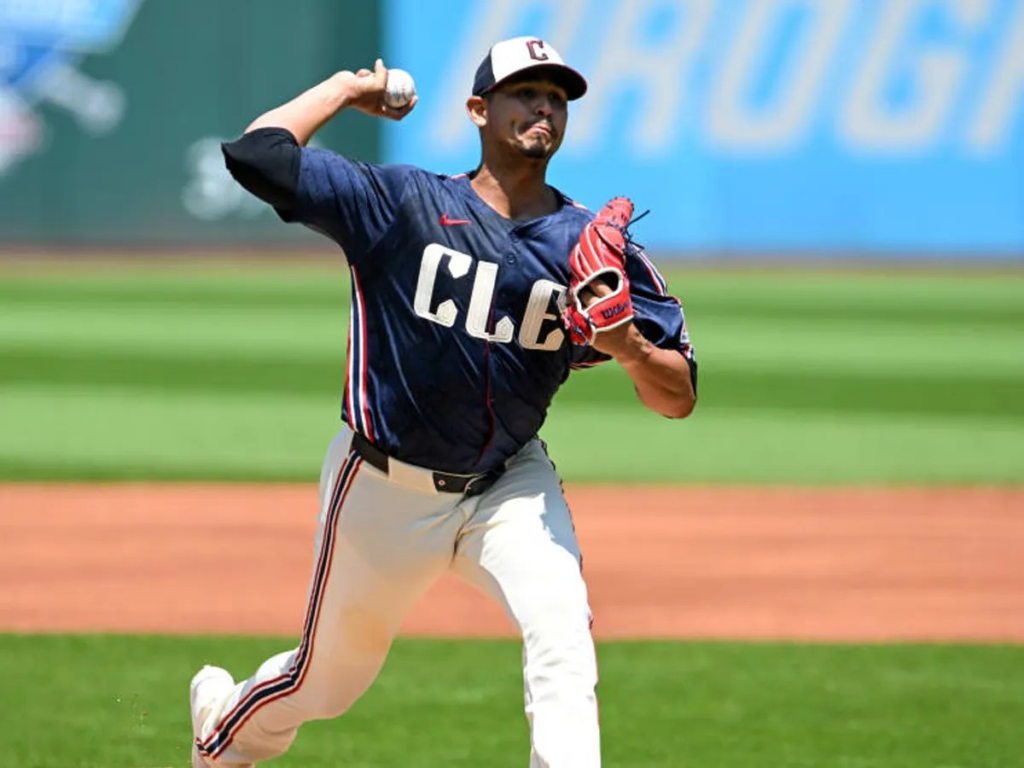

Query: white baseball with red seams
<box><xmin>383</xmin><ymin>68</ymin><xmax>415</xmax><ymax>108</ymax></box>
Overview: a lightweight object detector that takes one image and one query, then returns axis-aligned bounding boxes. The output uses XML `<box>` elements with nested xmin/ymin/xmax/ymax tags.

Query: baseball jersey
<box><xmin>280</xmin><ymin>148</ymin><xmax>695</xmax><ymax>474</ymax></box>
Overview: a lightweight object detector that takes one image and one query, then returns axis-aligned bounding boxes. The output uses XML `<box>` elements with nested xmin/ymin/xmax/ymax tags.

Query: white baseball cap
<box><xmin>472</xmin><ymin>36</ymin><xmax>587</xmax><ymax>100</ymax></box>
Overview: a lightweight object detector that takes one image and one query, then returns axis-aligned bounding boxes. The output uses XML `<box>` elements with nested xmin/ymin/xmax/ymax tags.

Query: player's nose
<box><xmin>531</xmin><ymin>94</ymin><xmax>558</xmax><ymax>116</ymax></box>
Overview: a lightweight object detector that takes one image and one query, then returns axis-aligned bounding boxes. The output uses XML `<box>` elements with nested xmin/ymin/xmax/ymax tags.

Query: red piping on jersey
<box><xmin>344</xmin><ymin>311</ymin><xmax>356</xmax><ymax>433</ymax></box>
<box><xmin>634</xmin><ymin>249</ymin><xmax>668</xmax><ymax>296</ymax></box>
<box><xmin>350</xmin><ymin>267</ymin><xmax>375</xmax><ymax>440</ymax></box>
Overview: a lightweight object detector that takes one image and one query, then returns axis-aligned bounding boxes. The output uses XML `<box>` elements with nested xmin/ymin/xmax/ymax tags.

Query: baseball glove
<box><xmin>562</xmin><ymin>196</ymin><xmax>635</xmax><ymax>345</ymax></box>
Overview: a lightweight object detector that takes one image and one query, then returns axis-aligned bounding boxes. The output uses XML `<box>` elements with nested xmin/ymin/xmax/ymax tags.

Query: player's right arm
<box><xmin>220</xmin><ymin>61</ymin><xmax>418</xmax><ymax>262</ymax></box>
<box><xmin>244</xmin><ymin>58</ymin><xmax>415</xmax><ymax>145</ymax></box>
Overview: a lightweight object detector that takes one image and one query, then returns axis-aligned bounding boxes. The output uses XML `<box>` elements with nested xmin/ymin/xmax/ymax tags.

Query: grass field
<box><xmin>2</xmin><ymin>262</ymin><xmax>1022</xmax><ymax>767</ymax></box>
<box><xmin>2</xmin><ymin>634</ymin><xmax>1022</xmax><ymax>768</ymax></box>
<box><xmin>1</xmin><ymin>263</ymin><xmax>1022</xmax><ymax>483</ymax></box>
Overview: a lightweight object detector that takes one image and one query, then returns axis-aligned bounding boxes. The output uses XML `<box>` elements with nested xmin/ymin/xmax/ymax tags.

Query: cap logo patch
<box><xmin>526</xmin><ymin>39</ymin><xmax>549</xmax><ymax>62</ymax></box>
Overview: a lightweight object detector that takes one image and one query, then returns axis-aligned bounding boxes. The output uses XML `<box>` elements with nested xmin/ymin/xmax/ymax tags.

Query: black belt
<box><xmin>351</xmin><ymin>433</ymin><xmax>505</xmax><ymax>497</ymax></box>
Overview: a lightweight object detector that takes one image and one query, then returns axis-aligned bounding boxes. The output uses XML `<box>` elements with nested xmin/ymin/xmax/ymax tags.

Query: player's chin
<box><xmin>518</xmin><ymin>137</ymin><xmax>556</xmax><ymax>160</ymax></box>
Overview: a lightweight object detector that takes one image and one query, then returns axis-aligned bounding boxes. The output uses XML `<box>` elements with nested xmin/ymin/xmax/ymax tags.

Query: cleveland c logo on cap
<box><xmin>526</xmin><ymin>39</ymin><xmax>549</xmax><ymax>61</ymax></box>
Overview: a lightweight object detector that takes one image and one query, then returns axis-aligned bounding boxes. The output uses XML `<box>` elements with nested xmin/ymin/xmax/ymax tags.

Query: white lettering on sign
<box><xmin>707</xmin><ymin>0</ymin><xmax>853</xmax><ymax>150</ymax></box>
<box><xmin>182</xmin><ymin>137</ymin><xmax>271</xmax><ymax>221</ymax></box>
<box><xmin>840</xmin><ymin>0</ymin><xmax>988</xmax><ymax>152</ymax></box>
<box><xmin>570</xmin><ymin>0</ymin><xmax>715</xmax><ymax>153</ymax></box>
<box><xmin>968</xmin><ymin>0</ymin><xmax>1024</xmax><ymax>153</ymax></box>
<box><xmin>424</xmin><ymin>0</ymin><xmax>1024</xmax><ymax>158</ymax></box>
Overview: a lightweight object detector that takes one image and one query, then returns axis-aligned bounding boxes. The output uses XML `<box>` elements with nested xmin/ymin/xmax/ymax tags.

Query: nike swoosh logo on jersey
<box><xmin>440</xmin><ymin>213</ymin><xmax>472</xmax><ymax>226</ymax></box>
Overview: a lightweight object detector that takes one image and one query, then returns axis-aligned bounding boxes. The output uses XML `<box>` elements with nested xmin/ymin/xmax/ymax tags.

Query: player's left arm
<box><xmin>585</xmin><ymin>277</ymin><xmax>696</xmax><ymax>419</ymax></box>
<box><xmin>562</xmin><ymin>197</ymin><xmax>696</xmax><ymax>417</ymax></box>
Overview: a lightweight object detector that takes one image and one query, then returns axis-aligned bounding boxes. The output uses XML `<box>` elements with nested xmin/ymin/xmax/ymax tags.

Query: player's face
<box><xmin>486</xmin><ymin>79</ymin><xmax>569</xmax><ymax>160</ymax></box>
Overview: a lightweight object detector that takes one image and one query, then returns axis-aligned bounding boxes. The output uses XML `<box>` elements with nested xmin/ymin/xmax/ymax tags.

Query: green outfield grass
<box><xmin>1</xmin><ymin>264</ymin><xmax>1022</xmax><ymax>483</ymax></box>
<box><xmin>1</xmin><ymin>634</ymin><xmax>1021</xmax><ymax>768</ymax></box>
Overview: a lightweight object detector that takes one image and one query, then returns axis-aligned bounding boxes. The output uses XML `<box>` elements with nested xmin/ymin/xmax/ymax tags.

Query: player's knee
<box><xmin>521</xmin><ymin>602</ymin><xmax>597</xmax><ymax>690</ymax></box>
<box><xmin>299</xmin><ymin>666</ymin><xmax>380</xmax><ymax>720</ymax></box>
<box><xmin>519</xmin><ymin>582</ymin><xmax>592</xmax><ymax>641</ymax></box>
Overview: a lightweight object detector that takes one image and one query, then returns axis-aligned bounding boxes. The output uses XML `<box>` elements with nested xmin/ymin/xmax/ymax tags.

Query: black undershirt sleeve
<box><xmin>221</xmin><ymin>128</ymin><xmax>302</xmax><ymax>213</ymax></box>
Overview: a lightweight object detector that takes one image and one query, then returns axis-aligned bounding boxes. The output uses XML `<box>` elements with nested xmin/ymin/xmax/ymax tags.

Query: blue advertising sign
<box><xmin>385</xmin><ymin>0</ymin><xmax>1024</xmax><ymax>255</ymax></box>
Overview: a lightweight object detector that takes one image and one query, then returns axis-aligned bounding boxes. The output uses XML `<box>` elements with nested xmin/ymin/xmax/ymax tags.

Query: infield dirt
<box><xmin>1</xmin><ymin>485</ymin><xmax>1022</xmax><ymax>642</ymax></box>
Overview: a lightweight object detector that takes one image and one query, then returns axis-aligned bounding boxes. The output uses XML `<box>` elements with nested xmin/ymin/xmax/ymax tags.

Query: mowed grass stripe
<box><xmin>0</xmin><ymin>386</ymin><xmax>335</xmax><ymax>481</ymax></box>
<box><xmin>4</xmin><ymin>266</ymin><xmax>1024</xmax><ymax>302</ymax></box>
<box><xmin>563</xmin><ymin>363</ymin><xmax>1024</xmax><ymax>419</ymax></box>
<box><xmin>2</xmin><ymin>386</ymin><xmax>1022</xmax><ymax>483</ymax></box>
<box><xmin>4</xmin><ymin>266</ymin><xmax>1021</xmax><ymax>297</ymax></box>
<box><xmin>9</xmin><ymin>311</ymin><xmax>1024</xmax><ymax>376</ymax></box>
<box><xmin>4</xmin><ymin>268</ymin><xmax>1022</xmax><ymax>315</ymax></box>
<box><xmin>695</xmin><ymin>319</ymin><xmax>1024</xmax><ymax>376</ymax></box>
<box><xmin>0</xmin><ymin>348</ymin><xmax>346</xmax><ymax>396</ymax></box>
<box><xmin>670</xmin><ymin>270</ymin><xmax>1024</xmax><ymax>307</ymax></box>
<box><xmin>545</xmin><ymin>406</ymin><xmax>1024</xmax><ymax>484</ymax></box>
<box><xmin>1</xmin><ymin>305</ymin><xmax>347</xmax><ymax>357</ymax></box>
<box><xmin>6</xmin><ymin>283</ymin><xmax>1024</xmax><ymax>328</ymax></box>
<box><xmin>0</xmin><ymin>634</ymin><xmax>1021</xmax><ymax>768</ymax></box>
<box><xmin>4</xmin><ymin>346</ymin><xmax>1023</xmax><ymax>420</ymax></box>
<box><xmin>0</xmin><ymin>282</ymin><xmax>349</xmax><ymax>311</ymax></box>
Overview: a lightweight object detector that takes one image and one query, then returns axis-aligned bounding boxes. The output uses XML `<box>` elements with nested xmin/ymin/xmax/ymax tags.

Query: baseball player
<box><xmin>191</xmin><ymin>36</ymin><xmax>696</xmax><ymax>768</ymax></box>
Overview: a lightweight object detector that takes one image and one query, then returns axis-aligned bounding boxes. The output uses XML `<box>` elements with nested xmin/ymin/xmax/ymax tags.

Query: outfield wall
<box><xmin>1</xmin><ymin>0</ymin><xmax>1022</xmax><ymax>257</ymax></box>
<box><xmin>0</xmin><ymin>0</ymin><xmax>379</xmax><ymax>245</ymax></box>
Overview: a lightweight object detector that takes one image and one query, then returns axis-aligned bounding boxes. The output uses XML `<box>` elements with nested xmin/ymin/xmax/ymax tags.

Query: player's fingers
<box><xmin>355</xmin><ymin>68</ymin><xmax>372</xmax><ymax>78</ymax></box>
<box><xmin>373</xmin><ymin>57</ymin><xmax>387</xmax><ymax>84</ymax></box>
<box><xmin>381</xmin><ymin>95</ymin><xmax>417</xmax><ymax>121</ymax></box>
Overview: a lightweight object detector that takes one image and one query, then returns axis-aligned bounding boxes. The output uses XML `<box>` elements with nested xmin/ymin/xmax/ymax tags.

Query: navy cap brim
<box><xmin>477</xmin><ymin>62</ymin><xmax>588</xmax><ymax>101</ymax></box>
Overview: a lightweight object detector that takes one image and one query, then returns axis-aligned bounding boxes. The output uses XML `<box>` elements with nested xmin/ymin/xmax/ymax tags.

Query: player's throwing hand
<box><xmin>336</xmin><ymin>58</ymin><xmax>417</xmax><ymax>121</ymax></box>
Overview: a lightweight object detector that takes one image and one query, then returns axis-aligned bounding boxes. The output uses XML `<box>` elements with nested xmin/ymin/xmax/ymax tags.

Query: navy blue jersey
<box><xmin>285</xmin><ymin>148</ymin><xmax>694</xmax><ymax>474</ymax></box>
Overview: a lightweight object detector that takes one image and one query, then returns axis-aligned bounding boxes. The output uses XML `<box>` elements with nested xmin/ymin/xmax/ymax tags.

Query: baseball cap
<box><xmin>472</xmin><ymin>36</ymin><xmax>587</xmax><ymax>100</ymax></box>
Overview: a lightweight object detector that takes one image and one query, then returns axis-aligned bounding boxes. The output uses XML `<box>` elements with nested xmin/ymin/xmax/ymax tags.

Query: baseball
<box><xmin>384</xmin><ymin>68</ymin><xmax>416</xmax><ymax>109</ymax></box>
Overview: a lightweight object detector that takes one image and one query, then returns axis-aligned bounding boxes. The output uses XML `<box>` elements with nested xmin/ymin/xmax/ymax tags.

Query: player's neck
<box><xmin>470</xmin><ymin>162</ymin><xmax>558</xmax><ymax>221</ymax></box>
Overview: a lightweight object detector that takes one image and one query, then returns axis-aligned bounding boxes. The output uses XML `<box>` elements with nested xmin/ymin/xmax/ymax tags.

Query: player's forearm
<box><xmin>245</xmin><ymin>73</ymin><xmax>353</xmax><ymax>145</ymax></box>
<box><xmin>609</xmin><ymin>327</ymin><xmax>696</xmax><ymax>419</ymax></box>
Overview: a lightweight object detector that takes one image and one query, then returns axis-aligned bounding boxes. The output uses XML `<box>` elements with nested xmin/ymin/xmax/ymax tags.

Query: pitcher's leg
<box><xmin>453</xmin><ymin>441</ymin><xmax>600</xmax><ymax>768</ymax></box>
<box><xmin>195</xmin><ymin>432</ymin><xmax>460</xmax><ymax>765</ymax></box>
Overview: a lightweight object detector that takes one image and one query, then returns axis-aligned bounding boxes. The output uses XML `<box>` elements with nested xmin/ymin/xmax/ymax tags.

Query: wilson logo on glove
<box><xmin>600</xmin><ymin>303</ymin><xmax>628</xmax><ymax>320</ymax></box>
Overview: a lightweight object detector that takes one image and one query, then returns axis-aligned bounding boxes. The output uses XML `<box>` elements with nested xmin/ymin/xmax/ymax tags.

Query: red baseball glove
<box><xmin>562</xmin><ymin>196</ymin><xmax>635</xmax><ymax>345</ymax></box>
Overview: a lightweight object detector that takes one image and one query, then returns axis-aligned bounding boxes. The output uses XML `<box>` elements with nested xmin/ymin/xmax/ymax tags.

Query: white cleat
<box><xmin>189</xmin><ymin>665</ymin><xmax>240</xmax><ymax>768</ymax></box>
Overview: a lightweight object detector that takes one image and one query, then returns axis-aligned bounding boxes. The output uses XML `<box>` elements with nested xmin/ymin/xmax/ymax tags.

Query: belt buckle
<box><xmin>464</xmin><ymin>467</ymin><xmax>504</xmax><ymax>498</ymax></box>
<box><xmin>463</xmin><ymin>475</ymin><xmax>488</xmax><ymax>498</ymax></box>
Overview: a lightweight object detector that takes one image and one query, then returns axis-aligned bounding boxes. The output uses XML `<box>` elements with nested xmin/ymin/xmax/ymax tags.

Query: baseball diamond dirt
<box><xmin>1</xmin><ymin>484</ymin><xmax>1022</xmax><ymax>642</ymax></box>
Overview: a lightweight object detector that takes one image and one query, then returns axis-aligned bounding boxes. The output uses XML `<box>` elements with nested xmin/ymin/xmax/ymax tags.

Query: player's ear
<box><xmin>466</xmin><ymin>95</ymin><xmax>487</xmax><ymax>128</ymax></box>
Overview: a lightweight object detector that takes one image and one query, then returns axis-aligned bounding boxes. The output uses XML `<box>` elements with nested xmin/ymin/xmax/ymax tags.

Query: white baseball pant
<box><xmin>194</xmin><ymin>426</ymin><xmax>600</xmax><ymax>767</ymax></box>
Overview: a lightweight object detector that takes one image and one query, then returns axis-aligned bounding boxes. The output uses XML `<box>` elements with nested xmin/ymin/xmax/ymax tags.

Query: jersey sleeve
<box><xmin>625</xmin><ymin>249</ymin><xmax>693</xmax><ymax>350</ymax></box>
<box><xmin>570</xmin><ymin>344</ymin><xmax>612</xmax><ymax>370</ymax></box>
<box><xmin>625</xmin><ymin>246</ymin><xmax>698</xmax><ymax>389</ymax></box>
<box><xmin>285</xmin><ymin>149</ymin><xmax>417</xmax><ymax>263</ymax></box>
